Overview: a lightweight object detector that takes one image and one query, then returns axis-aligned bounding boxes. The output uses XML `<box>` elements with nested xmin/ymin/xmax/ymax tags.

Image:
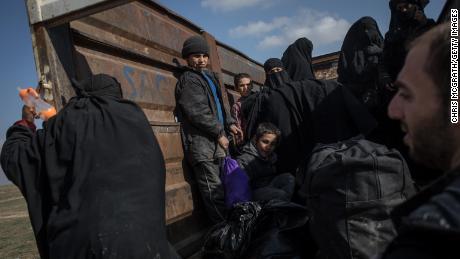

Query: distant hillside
<box><xmin>0</xmin><ymin>184</ymin><xmax>39</xmax><ymax>258</ymax></box>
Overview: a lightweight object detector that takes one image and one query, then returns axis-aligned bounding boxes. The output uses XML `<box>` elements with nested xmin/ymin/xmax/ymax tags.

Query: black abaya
<box><xmin>1</xmin><ymin>74</ymin><xmax>171</xmax><ymax>259</ymax></box>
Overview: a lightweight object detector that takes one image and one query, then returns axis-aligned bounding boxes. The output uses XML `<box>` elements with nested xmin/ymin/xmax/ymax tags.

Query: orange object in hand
<box><xmin>18</xmin><ymin>87</ymin><xmax>56</xmax><ymax>121</ymax></box>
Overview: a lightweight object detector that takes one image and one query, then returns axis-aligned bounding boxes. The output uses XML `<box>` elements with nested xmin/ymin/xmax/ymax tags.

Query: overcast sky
<box><xmin>0</xmin><ymin>0</ymin><xmax>446</xmax><ymax>185</ymax></box>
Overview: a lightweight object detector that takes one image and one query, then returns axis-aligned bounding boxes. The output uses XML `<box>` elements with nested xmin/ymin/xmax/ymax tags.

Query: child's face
<box><xmin>237</xmin><ymin>77</ymin><xmax>251</xmax><ymax>97</ymax></box>
<box><xmin>256</xmin><ymin>133</ymin><xmax>277</xmax><ymax>158</ymax></box>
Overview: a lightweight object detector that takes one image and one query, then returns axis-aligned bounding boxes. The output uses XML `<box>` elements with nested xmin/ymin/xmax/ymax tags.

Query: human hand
<box><xmin>22</xmin><ymin>105</ymin><xmax>36</xmax><ymax>123</ymax></box>
<box><xmin>229</xmin><ymin>124</ymin><xmax>244</xmax><ymax>145</ymax></box>
<box><xmin>218</xmin><ymin>135</ymin><xmax>230</xmax><ymax>150</ymax></box>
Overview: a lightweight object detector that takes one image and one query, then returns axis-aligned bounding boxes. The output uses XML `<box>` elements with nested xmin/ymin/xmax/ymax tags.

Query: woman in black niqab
<box><xmin>263</xmin><ymin>58</ymin><xmax>292</xmax><ymax>89</ymax></box>
<box><xmin>281</xmin><ymin>37</ymin><xmax>316</xmax><ymax>81</ymax></box>
<box><xmin>1</xmin><ymin>74</ymin><xmax>171</xmax><ymax>259</ymax></box>
<box><xmin>337</xmin><ymin>16</ymin><xmax>384</xmax><ymax>113</ymax></box>
<box><xmin>384</xmin><ymin>0</ymin><xmax>435</xmax><ymax>81</ymax></box>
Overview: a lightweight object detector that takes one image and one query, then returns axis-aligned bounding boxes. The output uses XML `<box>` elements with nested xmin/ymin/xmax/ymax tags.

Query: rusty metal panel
<box><xmin>31</xmin><ymin>24</ymin><xmax>77</xmax><ymax>109</ymax></box>
<box><xmin>73</xmin><ymin>46</ymin><xmax>177</xmax><ymax>118</ymax></box>
<box><xmin>312</xmin><ymin>51</ymin><xmax>340</xmax><ymax>80</ymax></box>
<box><xmin>216</xmin><ymin>44</ymin><xmax>265</xmax><ymax>87</ymax></box>
<box><xmin>70</xmin><ymin>2</ymin><xmax>199</xmax><ymax>57</ymax></box>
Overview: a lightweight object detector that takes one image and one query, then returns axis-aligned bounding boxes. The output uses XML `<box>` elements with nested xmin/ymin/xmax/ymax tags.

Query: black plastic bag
<box><xmin>203</xmin><ymin>202</ymin><xmax>262</xmax><ymax>259</ymax></box>
<box><xmin>244</xmin><ymin>200</ymin><xmax>315</xmax><ymax>259</ymax></box>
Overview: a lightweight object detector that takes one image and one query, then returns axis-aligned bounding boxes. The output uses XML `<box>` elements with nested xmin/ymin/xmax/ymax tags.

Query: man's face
<box><xmin>187</xmin><ymin>54</ymin><xmax>208</xmax><ymax>70</ymax></box>
<box><xmin>388</xmin><ymin>43</ymin><xmax>454</xmax><ymax>169</ymax></box>
<box><xmin>237</xmin><ymin>77</ymin><xmax>251</xmax><ymax>97</ymax></box>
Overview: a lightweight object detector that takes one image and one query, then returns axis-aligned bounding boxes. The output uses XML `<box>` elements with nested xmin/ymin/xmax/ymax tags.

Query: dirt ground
<box><xmin>0</xmin><ymin>184</ymin><xmax>39</xmax><ymax>259</ymax></box>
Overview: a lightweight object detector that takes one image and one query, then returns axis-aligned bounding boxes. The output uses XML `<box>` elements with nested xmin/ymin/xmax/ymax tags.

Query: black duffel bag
<box><xmin>298</xmin><ymin>138</ymin><xmax>416</xmax><ymax>259</ymax></box>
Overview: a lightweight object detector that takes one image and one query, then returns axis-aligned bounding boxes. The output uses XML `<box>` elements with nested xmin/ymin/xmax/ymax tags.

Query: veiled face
<box><xmin>395</xmin><ymin>2</ymin><xmax>417</xmax><ymax>20</ymax></box>
<box><xmin>267</xmin><ymin>67</ymin><xmax>283</xmax><ymax>74</ymax></box>
<box><xmin>396</xmin><ymin>3</ymin><xmax>414</xmax><ymax>13</ymax></box>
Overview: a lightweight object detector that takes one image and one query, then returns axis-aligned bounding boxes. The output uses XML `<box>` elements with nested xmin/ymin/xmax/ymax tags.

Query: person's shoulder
<box><xmin>237</xmin><ymin>142</ymin><xmax>256</xmax><ymax>158</ymax></box>
<box><xmin>407</xmin><ymin>174</ymin><xmax>460</xmax><ymax>232</ymax></box>
<box><xmin>177</xmin><ymin>69</ymin><xmax>205</xmax><ymax>90</ymax></box>
<box><xmin>179</xmin><ymin>69</ymin><xmax>199</xmax><ymax>80</ymax></box>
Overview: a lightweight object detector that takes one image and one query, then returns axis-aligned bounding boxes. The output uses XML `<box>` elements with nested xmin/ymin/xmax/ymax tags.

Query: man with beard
<box><xmin>1</xmin><ymin>74</ymin><xmax>172</xmax><ymax>259</ymax></box>
<box><xmin>382</xmin><ymin>23</ymin><xmax>460</xmax><ymax>259</ymax></box>
<box><xmin>281</xmin><ymin>37</ymin><xmax>316</xmax><ymax>81</ymax></box>
<box><xmin>175</xmin><ymin>35</ymin><xmax>242</xmax><ymax>223</ymax></box>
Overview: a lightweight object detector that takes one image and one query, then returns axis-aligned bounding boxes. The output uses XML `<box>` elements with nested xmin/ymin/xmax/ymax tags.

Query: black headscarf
<box><xmin>384</xmin><ymin>0</ymin><xmax>435</xmax><ymax>81</ymax></box>
<box><xmin>338</xmin><ymin>17</ymin><xmax>383</xmax><ymax>84</ymax></box>
<box><xmin>3</xmin><ymin>74</ymin><xmax>171</xmax><ymax>258</ymax></box>
<box><xmin>241</xmin><ymin>89</ymin><xmax>267</xmax><ymax>143</ymax></box>
<box><xmin>263</xmin><ymin>58</ymin><xmax>284</xmax><ymax>73</ymax></box>
<box><xmin>263</xmin><ymin>58</ymin><xmax>291</xmax><ymax>89</ymax></box>
<box><xmin>337</xmin><ymin>16</ymin><xmax>384</xmax><ymax>112</ymax></box>
<box><xmin>389</xmin><ymin>0</ymin><xmax>430</xmax><ymax>28</ymax></box>
<box><xmin>281</xmin><ymin>38</ymin><xmax>316</xmax><ymax>81</ymax></box>
<box><xmin>260</xmin><ymin>79</ymin><xmax>376</xmax><ymax>173</ymax></box>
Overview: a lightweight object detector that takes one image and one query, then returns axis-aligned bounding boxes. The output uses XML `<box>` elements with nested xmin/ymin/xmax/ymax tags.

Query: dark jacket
<box><xmin>175</xmin><ymin>68</ymin><xmax>234</xmax><ymax>165</ymax></box>
<box><xmin>382</xmin><ymin>168</ymin><xmax>460</xmax><ymax>259</ymax></box>
<box><xmin>236</xmin><ymin>142</ymin><xmax>277</xmax><ymax>189</ymax></box>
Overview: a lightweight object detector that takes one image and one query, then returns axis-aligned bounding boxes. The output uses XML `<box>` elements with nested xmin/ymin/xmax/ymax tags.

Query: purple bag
<box><xmin>221</xmin><ymin>156</ymin><xmax>252</xmax><ymax>208</ymax></box>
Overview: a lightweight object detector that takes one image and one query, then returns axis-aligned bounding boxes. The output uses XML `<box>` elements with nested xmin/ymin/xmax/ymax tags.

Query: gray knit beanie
<box><xmin>181</xmin><ymin>35</ymin><xmax>209</xmax><ymax>58</ymax></box>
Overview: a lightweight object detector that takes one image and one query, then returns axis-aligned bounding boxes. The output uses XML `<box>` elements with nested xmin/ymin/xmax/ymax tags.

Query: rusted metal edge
<box><xmin>74</xmin><ymin>16</ymin><xmax>183</xmax><ymax>58</ymax></box>
<box><xmin>27</xmin><ymin>0</ymin><xmax>205</xmax><ymax>34</ymax></box>
<box><xmin>139</xmin><ymin>0</ymin><xmax>203</xmax><ymax>34</ymax></box>
<box><xmin>150</xmin><ymin>123</ymin><xmax>181</xmax><ymax>134</ymax></box>
<box><xmin>135</xmin><ymin>101</ymin><xmax>175</xmax><ymax>111</ymax></box>
<box><xmin>312</xmin><ymin>51</ymin><xmax>341</xmax><ymax>64</ymax></box>
<box><xmin>149</xmin><ymin>121</ymin><xmax>181</xmax><ymax>126</ymax></box>
<box><xmin>27</xmin><ymin>0</ymin><xmax>136</xmax><ymax>27</ymax></box>
<box><xmin>72</xmin><ymin>29</ymin><xmax>183</xmax><ymax>74</ymax></box>
<box><xmin>216</xmin><ymin>40</ymin><xmax>263</xmax><ymax>67</ymax></box>
<box><xmin>164</xmin><ymin>157</ymin><xmax>183</xmax><ymax>164</ymax></box>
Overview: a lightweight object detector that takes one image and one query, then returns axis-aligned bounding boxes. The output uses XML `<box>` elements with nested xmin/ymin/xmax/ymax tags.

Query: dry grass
<box><xmin>0</xmin><ymin>184</ymin><xmax>39</xmax><ymax>259</ymax></box>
